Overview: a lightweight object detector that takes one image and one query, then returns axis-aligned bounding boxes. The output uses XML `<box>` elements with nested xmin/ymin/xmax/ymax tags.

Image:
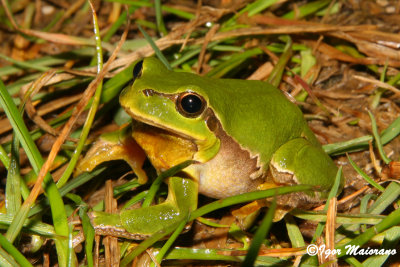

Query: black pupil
<box><xmin>133</xmin><ymin>60</ymin><xmax>143</xmax><ymax>79</ymax></box>
<box><xmin>181</xmin><ymin>94</ymin><xmax>203</xmax><ymax>114</ymax></box>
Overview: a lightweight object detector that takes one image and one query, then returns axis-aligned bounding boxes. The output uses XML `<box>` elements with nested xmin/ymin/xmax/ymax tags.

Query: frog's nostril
<box><xmin>142</xmin><ymin>89</ymin><xmax>154</xmax><ymax>97</ymax></box>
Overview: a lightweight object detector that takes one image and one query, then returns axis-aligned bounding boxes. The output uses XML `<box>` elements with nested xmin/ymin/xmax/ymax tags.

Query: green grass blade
<box><xmin>267</xmin><ymin>36</ymin><xmax>292</xmax><ymax>87</ymax></box>
<box><xmin>246</xmin><ymin>0</ymin><xmax>281</xmax><ymax>16</ymax></box>
<box><xmin>120</xmin><ymin>223</ymin><xmax>178</xmax><ymax>266</ymax></box>
<box><xmin>67</xmin><ymin>193</ymin><xmax>95</xmax><ymax>267</ymax></box>
<box><xmin>362</xmin><ymin>226</ymin><xmax>400</xmax><ymax>266</ymax></box>
<box><xmin>283</xmin><ymin>0</ymin><xmax>331</xmax><ymax>19</ymax></box>
<box><xmin>190</xmin><ymin>185</ymin><xmax>313</xmax><ymax>220</ymax></box>
<box><xmin>206</xmin><ymin>48</ymin><xmax>263</xmax><ymax>78</ymax></box>
<box><xmin>0</xmin><ymin>234</ymin><xmax>32</xmax><ymax>267</ymax></box>
<box><xmin>0</xmin><ymin>80</ymin><xmax>69</xmax><ymax>265</ymax></box>
<box><xmin>223</xmin><ymin>0</ymin><xmax>280</xmax><ymax>28</ymax></box>
<box><xmin>142</xmin><ymin>160</ymin><xmax>194</xmax><ymax>207</ymax></box>
<box><xmin>360</xmin><ymin>194</ymin><xmax>376</xmax><ymax>213</ymax></box>
<box><xmin>153</xmin><ymin>219</ymin><xmax>187</xmax><ymax>266</ymax></box>
<box><xmin>336</xmin><ymin>207</ymin><xmax>400</xmax><ymax>258</ymax></box>
<box><xmin>81</xmin><ymin>208</ymin><xmax>95</xmax><ymax>267</ymax></box>
<box><xmin>28</xmin><ymin>167</ymin><xmax>106</xmax><ymax>217</ymax></box>
<box><xmin>312</xmin><ymin>167</ymin><xmax>343</xmax><ymax>242</ymax></box>
<box><xmin>105</xmin><ymin>0</ymin><xmax>194</xmax><ymax>20</ymax></box>
<box><xmin>154</xmin><ymin>0</ymin><xmax>167</xmax><ymax>36</ymax></box>
<box><xmin>241</xmin><ymin>198</ymin><xmax>276</xmax><ymax>267</ymax></box>
<box><xmin>300</xmin><ymin>49</ymin><xmax>316</xmax><ymax>79</ymax></box>
<box><xmin>137</xmin><ymin>24</ymin><xmax>171</xmax><ymax>70</ymax></box>
<box><xmin>368</xmin><ymin>182</ymin><xmax>400</xmax><ymax>215</ymax></box>
<box><xmin>323</xmin><ymin>135</ymin><xmax>373</xmax><ymax>155</ymax></box>
<box><xmin>381</xmin><ymin>115</ymin><xmax>400</xmax><ymax>144</ymax></box>
<box><xmin>103</xmin><ymin>5</ymin><xmax>137</xmax><ymax>42</ymax></box>
<box><xmin>368</xmin><ymin>110</ymin><xmax>391</xmax><ymax>164</ymax></box>
<box><xmin>0</xmin><ymin>53</ymin><xmax>50</xmax><ymax>72</ymax></box>
<box><xmin>0</xmin><ymin>247</ymin><xmax>18</xmax><ymax>267</ymax></box>
<box><xmin>0</xmin><ymin>214</ymin><xmax>56</xmax><ymax>237</ymax></box>
<box><xmin>347</xmin><ymin>155</ymin><xmax>385</xmax><ymax>192</ymax></box>
<box><xmin>164</xmin><ymin>247</ymin><xmax>242</xmax><ymax>262</ymax></box>
<box><xmin>0</xmin><ymin>144</ymin><xmax>10</xmax><ymax>169</ymax></box>
<box><xmin>170</xmin><ymin>42</ymin><xmax>219</xmax><ymax>68</ymax></box>
<box><xmin>291</xmin><ymin>210</ymin><xmax>384</xmax><ymax>225</ymax></box>
<box><xmin>164</xmin><ymin>247</ymin><xmax>287</xmax><ymax>265</ymax></box>
<box><xmin>5</xmin><ymin>137</ymin><xmax>21</xmax><ymax>217</ymax></box>
<box><xmin>162</xmin><ymin>5</ymin><xmax>194</xmax><ymax>20</ymax></box>
<box><xmin>0</xmin><ymin>80</ymin><xmax>43</xmax><ymax>173</ymax></box>
<box><xmin>57</xmin><ymin>2</ymin><xmax>104</xmax><ymax>188</ymax></box>
<box><xmin>285</xmin><ymin>214</ymin><xmax>305</xmax><ymax>248</ymax></box>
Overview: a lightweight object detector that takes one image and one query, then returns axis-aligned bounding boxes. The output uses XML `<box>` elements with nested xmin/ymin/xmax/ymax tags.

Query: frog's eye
<box><xmin>176</xmin><ymin>92</ymin><xmax>206</xmax><ymax>118</ymax></box>
<box><xmin>132</xmin><ymin>60</ymin><xmax>143</xmax><ymax>81</ymax></box>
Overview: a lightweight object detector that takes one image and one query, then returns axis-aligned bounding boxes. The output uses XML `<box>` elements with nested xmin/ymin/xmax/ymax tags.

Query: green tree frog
<box><xmin>78</xmin><ymin>57</ymin><xmax>341</xmax><ymax>239</ymax></box>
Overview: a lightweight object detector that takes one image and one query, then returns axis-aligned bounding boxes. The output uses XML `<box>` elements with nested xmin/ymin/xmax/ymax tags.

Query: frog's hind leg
<box><xmin>120</xmin><ymin>176</ymin><xmax>198</xmax><ymax>236</ymax></box>
<box><xmin>270</xmin><ymin>138</ymin><xmax>338</xmax><ymax>192</ymax></box>
<box><xmin>267</xmin><ymin>138</ymin><xmax>340</xmax><ymax>220</ymax></box>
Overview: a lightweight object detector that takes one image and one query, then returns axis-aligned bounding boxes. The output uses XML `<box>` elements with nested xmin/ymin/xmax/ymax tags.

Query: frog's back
<box><xmin>204</xmin><ymin>77</ymin><xmax>319</xmax><ymax>172</ymax></box>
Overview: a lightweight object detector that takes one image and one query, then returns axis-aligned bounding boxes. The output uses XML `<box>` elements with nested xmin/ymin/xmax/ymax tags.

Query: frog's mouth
<box><xmin>124</xmin><ymin>108</ymin><xmax>198</xmax><ymax>143</ymax></box>
<box><xmin>131</xmin><ymin>119</ymin><xmax>195</xmax><ymax>143</ymax></box>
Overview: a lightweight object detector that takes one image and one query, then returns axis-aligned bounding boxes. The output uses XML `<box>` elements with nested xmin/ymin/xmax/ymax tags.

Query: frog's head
<box><xmin>120</xmin><ymin>58</ymin><xmax>220</xmax><ymax>163</ymax></box>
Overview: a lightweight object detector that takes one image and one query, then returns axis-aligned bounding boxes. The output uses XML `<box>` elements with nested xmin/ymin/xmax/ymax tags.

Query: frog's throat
<box><xmin>124</xmin><ymin>108</ymin><xmax>220</xmax><ymax>164</ymax></box>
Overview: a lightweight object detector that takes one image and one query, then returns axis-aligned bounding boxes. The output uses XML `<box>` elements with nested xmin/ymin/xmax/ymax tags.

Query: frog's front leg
<box><xmin>90</xmin><ymin>175</ymin><xmax>198</xmax><ymax>239</ymax></box>
<box><xmin>75</xmin><ymin>126</ymin><xmax>148</xmax><ymax>184</ymax></box>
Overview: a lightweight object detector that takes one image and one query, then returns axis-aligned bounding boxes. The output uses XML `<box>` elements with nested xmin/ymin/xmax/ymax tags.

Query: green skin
<box><xmin>87</xmin><ymin>57</ymin><xmax>340</xmax><ymax>238</ymax></box>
